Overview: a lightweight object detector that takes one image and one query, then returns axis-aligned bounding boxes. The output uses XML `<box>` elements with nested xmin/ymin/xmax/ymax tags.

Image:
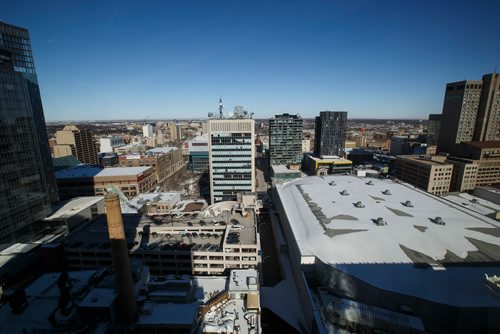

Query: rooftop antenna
<box><xmin>219</xmin><ymin>97</ymin><xmax>224</xmax><ymax>119</ymax></box>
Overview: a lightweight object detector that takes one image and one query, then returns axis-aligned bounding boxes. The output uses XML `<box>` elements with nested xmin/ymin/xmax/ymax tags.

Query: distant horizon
<box><xmin>4</xmin><ymin>1</ymin><xmax>498</xmax><ymax>120</ymax></box>
<box><xmin>46</xmin><ymin>116</ymin><xmax>428</xmax><ymax>123</ymax></box>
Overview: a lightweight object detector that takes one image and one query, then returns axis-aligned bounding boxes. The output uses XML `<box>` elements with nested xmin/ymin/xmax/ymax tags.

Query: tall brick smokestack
<box><xmin>105</xmin><ymin>193</ymin><xmax>137</xmax><ymax>325</ymax></box>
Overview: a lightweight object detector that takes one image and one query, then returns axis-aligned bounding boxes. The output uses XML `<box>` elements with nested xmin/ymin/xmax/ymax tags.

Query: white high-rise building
<box><xmin>143</xmin><ymin>124</ymin><xmax>154</xmax><ymax>138</ymax></box>
<box><xmin>208</xmin><ymin>118</ymin><xmax>255</xmax><ymax>203</ymax></box>
<box><xmin>99</xmin><ymin>136</ymin><xmax>125</xmax><ymax>153</ymax></box>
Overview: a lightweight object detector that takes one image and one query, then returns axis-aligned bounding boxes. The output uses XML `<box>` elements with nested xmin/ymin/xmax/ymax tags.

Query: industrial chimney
<box><xmin>105</xmin><ymin>193</ymin><xmax>137</xmax><ymax>326</ymax></box>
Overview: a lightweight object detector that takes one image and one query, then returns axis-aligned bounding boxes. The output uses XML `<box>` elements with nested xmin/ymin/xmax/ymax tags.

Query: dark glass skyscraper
<box><xmin>314</xmin><ymin>111</ymin><xmax>347</xmax><ymax>157</ymax></box>
<box><xmin>0</xmin><ymin>22</ymin><xmax>56</xmax><ymax>241</ymax></box>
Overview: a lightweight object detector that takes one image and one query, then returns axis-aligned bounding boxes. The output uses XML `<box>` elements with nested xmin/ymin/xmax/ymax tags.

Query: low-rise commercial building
<box><xmin>304</xmin><ymin>154</ymin><xmax>352</xmax><ymax>176</ymax></box>
<box><xmin>394</xmin><ymin>155</ymin><xmax>453</xmax><ymax>195</ymax></box>
<box><xmin>446</xmin><ymin>156</ymin><xmax>478</xmax><ymax>192</ymax></box>
<box><xmin>461</xmin><ymin>141</ymin><xmax>500</xmax><ymax>186</ymax></box>
<box><xmin>44</xmin><ymin>196</ymin><xmax>105</xmax><ymax>232</ymax></box>
<box><xmin>94</xmin><ymin>167</ymin><xmax>156</xmax><ymax>198</ymax></box>
<box><xmin>118</xmin><ymin>147</ymin><xmax>183</xmax><ymax>184</ymax></box>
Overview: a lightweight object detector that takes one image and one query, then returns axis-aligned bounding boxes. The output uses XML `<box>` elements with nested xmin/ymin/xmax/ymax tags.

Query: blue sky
<box><xmin>2</xmin><ymin>0</ymin><xmax>499</xmax><ymax>120</ymax></box>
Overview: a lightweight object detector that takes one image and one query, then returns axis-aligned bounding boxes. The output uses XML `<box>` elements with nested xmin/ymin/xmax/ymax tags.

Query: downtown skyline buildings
<box><xmin>437</xmin><ymin>73</ymin><xmax>500</xmax><ymax>155</ymax></box>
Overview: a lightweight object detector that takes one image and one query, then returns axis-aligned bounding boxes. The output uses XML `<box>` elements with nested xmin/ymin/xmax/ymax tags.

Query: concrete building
<box><xmin>54</xmin><ymin>165</ymin><xmax>103</xmax><ymax>200</ymax></box>
<box><xmin>126</xmin><ymin>192</ymin><xmax>182</xmax><ymax>215</ymax></box>
<box><xmin>301</xmin><ymin>139</ymin><xmax>311</xmax><ymax>152</ymax></box>
<box><xmin>177</xmin><ymin>124</ymin><xmax>183</xmax><ymax>140</ymax></box>
<box><xmin>0</xmin><ymin>22</ymin><xmax>58</xmax><ymax>204</ymax></box>
<box><xmin>44</xmin><ymin>196</ymin><xmax>105</xmax><ymax>232</ymax></box>
<box><xmin>394</xmin><ymin>155</ymin><xmax>453</xmax><ymax>195</ymax></box>
<box><xmin>63</xmin><ymin>197</ymin><xmax>261</xmax><ymax>276</ymax></box>
<box><xmin>114</xmin><ymin>142</ymin><xmax>145</xmax><ymax>155</ymax></box>
<box><xmin>188</xmin><ymin>134</ymin><xmax>209</xmax><ymax>173</ymax></box>
<box><xmin>54</xmin><ymin>125</ymin><xmax>98</xmax><ymax>164</ymax></box>
<box><xmin>437</xmin><ymin>73</ymin><xmax>500</xmax><ymax>154</ymax></box>
<box><xmin>314</xmin><ymin>111</ymin><xmax>347</xmax><ymax>157</ymax></box>
<box><xmin>446</xmin><ymin>156</ymin><xmax>478</xmax><ymax>192</ymax></box>
<box><xmin>208</xmin><ymin>118</ymin><xmax>255</xmax><ymax>203</ymax></box>
<box><xmin>94</xmin><ymin>167</ymin><xmax>156</xmax><ymax>198</ymax></box>
<box><xmin>269</xmin><ymin>113</ymin><xmax>303</xmax><ymax>165</ymax></box>
<box><xmin>167</xmin><ymin>122</ymin><xmax>178</xmax><ymax>141</ymax></box>
<box><xmin>304</xmin><ymin>154</ymin><xmax>352</xmax><ymax>176</ymax></box>
<box><xmin>427</xmin><ymin>114</ymin><xmax>441</xmax><ymax>146</ymax></box>
<box><xmin>118</xmin><ymin>147</ymin><xmax>183</xmax><ymax>184</ymax></box>
<box><xmin>474</xmin><ymin>73</ymin><xmax>500</xmax><ymax>142</ymax></box>
<box><xmin>142</xmin><ymin>124</ymin><xmax>154</xmax><ymax>138</ymax></box>
<box><xmin>273</xmin><ymin>175</ymin><xmax>500</xmax><ymax>333</ymax></box>
<box><xmin>461</xmin><ymin>141</ymin><xmax>500</xmax><ymax>186</ymax></box>
<box><xmin>99</xmin><ymin>136</ymin><xmax>125</xmax><ymax>153</ymax></box>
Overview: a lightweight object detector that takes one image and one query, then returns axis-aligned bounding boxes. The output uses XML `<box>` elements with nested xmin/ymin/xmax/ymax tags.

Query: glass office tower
<box><xmin>0</xmin><ymin>22</ymin><xmax>55</xmax><ymax>241</ymax></box>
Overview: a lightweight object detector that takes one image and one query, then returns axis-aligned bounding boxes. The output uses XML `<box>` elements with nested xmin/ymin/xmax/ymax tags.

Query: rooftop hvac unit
<box><xmin>382</xmin><ymin>189</ymin><xmax>392</xmax><ymax>195</ymax></box>
<box><xmin>340</xmin><ymin>190</ymin><xmax>349</xmax><ymax>196</ymax></box>
<box><xmin>402</xmin><ymin>200</ymin><xmax>414</xmax><ymax>207</ymax></box>
<box><xmin>373</xmin><ymin>217</ymin><xmax>387</xmax><ymax>226</ymax></box>
<box><xmin>432</xmin><ymin>216</ymin><xmax>445</xmax><ymax>225</ymax></box>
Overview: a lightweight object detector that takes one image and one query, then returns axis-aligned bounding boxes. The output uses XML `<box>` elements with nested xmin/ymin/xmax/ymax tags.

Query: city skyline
<box><xmin>2</xmin><ymin>0</ymin><xmax>499</xmax><ymax>121</ymax></box>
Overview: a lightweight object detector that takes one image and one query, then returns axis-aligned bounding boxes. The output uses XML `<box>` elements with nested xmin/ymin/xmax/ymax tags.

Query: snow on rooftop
<box><xmin>277</xmin><ymin>175</ymin><xmax>500</xmax><ymax>265</ymax></box>
<box><xmin>95</xmin><ymin>166</ymin><xmax>151</xmax><ymax>177</ymax></box>
<box><xmin>276</xmin><ymin>175</ymin><xmax>500</xmax><ymax>306</ymax></box>
<box><xmin>146</xmin><ymin>146</ymin><xmax>175</xmax><ymax>154</ymax></box>
<box><xmin>0</xmin><ymin>270</ymin><xmax>98</xmax><ymax>333</ymax></box>
<box><xmin>444</xmin><ymin>192</ymin><xmax>500</xmax><ymax>217</ymax></box>
<box><xmin>229</xmin><ymin>269</ymin><xmax>258</xmax><ymax>293</ymax></box>
<box><xmin>45</xmin><ymin>196</ymin><xmax>103</xmax><ymax>220</ymax></box>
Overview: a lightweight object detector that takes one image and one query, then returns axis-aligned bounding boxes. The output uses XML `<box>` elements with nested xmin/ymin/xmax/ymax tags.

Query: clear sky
<box><xmin>2</xmin><ymin>0</ymin><xmax>499</xmax><ymax>121</ymax></box>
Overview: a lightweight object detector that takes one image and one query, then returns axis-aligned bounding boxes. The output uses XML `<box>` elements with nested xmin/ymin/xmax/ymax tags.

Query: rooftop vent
<box><xmin>329</xmin><ymin>181</ymin><xmax>336</xmax><ymax>186</ymax></box>
<box><xmin>373</xmin><ymin>217</ymin><xmax>387</xmax><ymax>226</ymax></box>
<box><xmin>354</xmin><ymin>201</ymin><xmax>365</xmax><ymax>208</ymax></box>
<box><xmin>470</xmin><ymin>198</ymin><xmax>479</xmax><ymax>204</ymax></box>
<box><xmin>366</xmin><ymin>180</ymin><xmax>374</xmax><ymax>185</ymax></box>
<box><xmin>431</xmin><ymin>216</ymin><xmax>445</xmax><ymax>225</ymax></box>
<box><xmin>340</xmin><ymin>190</ymin><xmax>349</xmax><ymax>196</ymax></box>
<box><xmin>402</xmin><ymin>200</ymin><xmax>414</xmax><ymax>207</ymax></box>
<box><xmin>382</xmin><ymin>189</ymin><xmax>392</xmax><ymax>195</ymax></box>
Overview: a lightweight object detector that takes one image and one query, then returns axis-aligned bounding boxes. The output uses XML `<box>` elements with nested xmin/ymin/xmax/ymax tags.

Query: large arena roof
<box><xmin>276</xmin><ymin>175</ymin><xmax>500</xmax><ymax>307</ymax></box>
